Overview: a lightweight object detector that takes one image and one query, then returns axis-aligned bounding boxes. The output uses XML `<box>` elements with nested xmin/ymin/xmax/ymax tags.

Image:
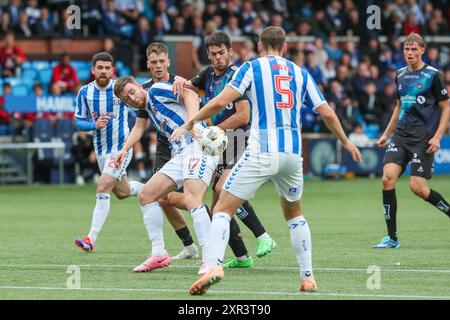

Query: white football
<box><xmin>198</xmin><ymin>126</ymin><xmax>228</xmax><ymax>156</ymax></box>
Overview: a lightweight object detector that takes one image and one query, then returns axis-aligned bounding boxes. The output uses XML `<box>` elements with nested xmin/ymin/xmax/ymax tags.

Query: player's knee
<box><xmin>410</xmin><ymin>183</ymin><xmax>428</xmax><ymax>199</ymax></box>
<box><xmin>114</xmin><ymin>190</ymin><xmax>129</xmax><ymax>200</ymax></box>
<box><xmin>382</xmin><ymin>174</ymin><xmax>396</xmax><ymax>189</ymax></box>
<box><xmin>158</xmin><ymin>196</ymin><xmax>170</xmax><ymax>208</ymax></box>
<box><xmin>96</xmin><ymin>184</ymin><xmax>110</xmax><ymax>194</ymax></box>
<box><xmin>137</xmin><ymin>190</ymin><xmax>155</xmax><ymax>206</ymax></box>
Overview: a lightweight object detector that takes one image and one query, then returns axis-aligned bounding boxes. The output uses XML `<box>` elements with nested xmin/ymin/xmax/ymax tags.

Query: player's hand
<box><xmin>376</xmin><ymin>134</ymin><xmax>388</xmax><ymax>148</ymax></box>
<box><xmin>427</xmin><ymin>136</ymin><xmax>441</xmax><ymax>153</ymax></box>
<box><xmin>173</xmin><ymin>76</ymin><xmax>187</xmax><ymax>94</ymax></box>
<box><xmin>344</xmin><ymin>140</ymin><xmax>362</xmax><ymax>162</ymax></box>
<box><xmin>113</xmin><ymin>150</ymin><xmax>126</xmax><ymax>169</ymax></box>
<box><xmin>192</xmin><ymin>123</ymin><xmax>203</xmax><ymax>139</ymax></box>
<box><xmin>170</xmin><ymin>125</ymin><xmax>189</xmax><ymax>142</ymax></box>
<box><xmin>95</xmin><ymin>113</ymin><xmax>111</xmax><ymax>129</ymax></box>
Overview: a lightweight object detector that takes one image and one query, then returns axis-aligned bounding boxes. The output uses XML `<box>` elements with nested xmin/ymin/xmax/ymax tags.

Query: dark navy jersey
<box><xmin>191</xmin><ymin>65</ymin><xmax>250</xmax><ymax>132</ymax></box>
<box><xmin>395</xmin><ymin>64</ymin><xmax>449</xmax><ymax>142</ymax></box>
<box><xmin>136</xmin><ymin>74</ymin><xmax>177</xmax><ymax>148</ymax></box>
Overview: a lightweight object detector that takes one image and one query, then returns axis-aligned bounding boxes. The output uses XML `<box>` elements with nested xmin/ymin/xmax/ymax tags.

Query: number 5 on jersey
<box><xmin>275</xmin><ymin>75</ymin><xmax>293</xmax><ymax>109</ymax></box>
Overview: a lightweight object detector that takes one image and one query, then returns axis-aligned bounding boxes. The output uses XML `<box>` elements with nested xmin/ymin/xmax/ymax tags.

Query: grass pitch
<box><xmin>1</xmin><ymin>176</ymin><xmax>450</xmax><ymax>300</ymax></box>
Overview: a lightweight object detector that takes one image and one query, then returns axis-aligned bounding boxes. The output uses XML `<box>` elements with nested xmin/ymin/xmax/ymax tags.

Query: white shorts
<box><xmin>159</xmin><ymin>142</ymin><xmax>219</xmax><ymax>189</ymax></box>
<box><xmin>97</xmin><ymin>149</ymin><xmax>132</xmax><ymax>180</ymax></box>
<box><xmin>224</xmin><ymin>152</ymin><xmax>304</xmax><ymax>202</ymax></box>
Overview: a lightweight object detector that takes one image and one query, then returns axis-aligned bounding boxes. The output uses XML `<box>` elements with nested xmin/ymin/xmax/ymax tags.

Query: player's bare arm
<box><xmin>173</xmin><ymin>76</ymin><xmax>197</xmax><ymax>94</ymax></box>
<box><xmin>316</xmin><ymin>102</ymin><xmax>362</xmax><ymax>162</ymax></box>
<box><xmin>114</xmin><ymin>117</ymin><xmax>147</xmax><ymax>168</ymax></box>
<box><xmin>216</xmin><ymin>100</ymin><xmax>250</xmax><ymax>130</ymax></box>
<box><xmin>377</xmin><ymin>100</ymin><xmax>401</xmax><ymax>148</ymax></box>
<box><xmin>427</xmin><ymin>99</ymin><xmax>450</xmax><ymax>154</ymax></box>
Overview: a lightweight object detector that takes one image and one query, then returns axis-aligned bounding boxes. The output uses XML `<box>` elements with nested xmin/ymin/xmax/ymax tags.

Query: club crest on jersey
<box><xmin>113</xmin><ymin>97</ymin><xmax>121</xmax><ymax>105</ymax></box>
<box><xmin>416</xmin><ymin>95</ymin><xmax>425</xmax><ymax>104</ymax></box>
<box><xmin>161</xmin><ymin>119</ymin><xmax>168</xmax><ymax>132</ymax></box>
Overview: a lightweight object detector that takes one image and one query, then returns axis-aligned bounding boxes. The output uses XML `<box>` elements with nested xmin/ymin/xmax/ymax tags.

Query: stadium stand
<box><xmin>0</xmin><ymin>0</ymin><xmax>448</xmax><ymax>183</ymax></box>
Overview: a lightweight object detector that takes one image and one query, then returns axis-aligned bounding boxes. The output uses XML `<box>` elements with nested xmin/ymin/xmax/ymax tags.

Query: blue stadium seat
<box><xmin>12</xmin><ymin>85</ymin><xmax>29</xmax><ymax>96</ymax></box>
<box><xmin>54</xmin><ymin>118</ymin><xmax>75</xmax><ymax>165</ymax></box>
<box><xmin>32</xmin><ymin>118</ymin><xmax>54</xmax><ymax>160</ymax></box>
<box><xmin>22</xmin><ymin>61</ymin><xmax>33</xmax><ymax>70</ymax></box>
<box><xmin>135</xmin><ymin>76</ymin><xmax>148</xmax><ymax>84</ymax></box>
<box><xmin>116</xmin><ymin>60</ymin><xmax>125</xmax><ymax>70</ymax></box>
<box><xmin>118</xmin><ymin>66</ymin><xmax>131</xmax><ymax>76</ymax></box>
<box><xmin>71</xmin><ymin>60</ymin><xmax>89</xmax><ymax>70</ymax></box>
<box><xmin>39</xmin><ymin>68</ymin><xmax>53</xmax><ymax>85</ymax></box>
<box><xmin>22</xmin><ymin>68</ymin><xmax>38</xmax><ymax>80</ymax></box>
<box><xmin>32</xmin><ymin>60</ymin><xmax>50</xmax><ymax>71</ymax></box>
<box><xmin>77</xmin><ymin>68</ymin><xmax>91</xmax><ymax>81</ymax></box>
<box><xmin>4</xmin><ymin>77</ymin><xmax>21</xmax><ymax>86</ymax></box>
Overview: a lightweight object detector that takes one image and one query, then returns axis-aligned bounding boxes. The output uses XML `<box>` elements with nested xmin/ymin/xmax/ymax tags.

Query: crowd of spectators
<box><xmin>0</xmin><ymin>0</ymin><xmax>449</xmax><ymax>182</ymax></box>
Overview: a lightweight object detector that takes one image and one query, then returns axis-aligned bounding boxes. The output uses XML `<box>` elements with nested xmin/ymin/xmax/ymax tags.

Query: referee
<box><xmin>373</xmin><ymin>33</ymin><xmax>450</xmax><ymax>249</ymax></box>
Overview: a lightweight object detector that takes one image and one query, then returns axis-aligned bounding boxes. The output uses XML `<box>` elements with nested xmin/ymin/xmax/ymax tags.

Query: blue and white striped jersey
<box><xmin>228</xmin><ymin>55</ymin><xmax>326</xmax><ymax>154</ymax></box>
<box><xmin>75</xmin><ymin>79</ymin><xmax>129</xmax><ymax>156</ymax></box>
<box><xmin>145</xmin><ymin>81</ymin><xmax>205</xmax><ymax>152</ymax></box>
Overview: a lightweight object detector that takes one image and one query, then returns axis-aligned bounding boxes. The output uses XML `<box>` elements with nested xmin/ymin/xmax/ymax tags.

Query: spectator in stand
<box><xmin>25</xmin><ymin>0</ymin><xmax>40</xmax><ymax>26</ymax></box>
<box><xmin>72</xmin><ymin>131</ymin><xmax>100</xmax><ymax>185</ymax></box>
<box><xmin>50</xmin><ymin>53</ymin><xmax>80</xmax><ymax>95</ymax></box>
<box><xmin>102</xmin><ymin>0</ymin><xmax>125</xmax><ymax>36</ymax></box>
<box><xmin>6</xmin><ymin>0</ymin><xmax>22</xmax><ymax>29</ymax></box>
<box><xmin>115</xmin><ymin>0</ymin><xmax>142</xmax><ymax>25</ymax></box>
<box><xmin>133</xmin><ymin>16</ymin><xmax>153</xmax><ymax>71</ymax></box>
<box><xmin>152</xmin><ymin>15</ymin><xmax>166</xmax><ymax>41</ymax></box>
<box><xmin>154</xmin><ymin>0</ymin><xmax>172</xmax><ymax>32</ymax></box>
<box><xmin>0</xmin><ymin>32</ymin><xmax>26</xmax><ymax>77</ymax></box>
<box><xmin>325</xmin><ymin>32</ymin><xmax>343</xmax><ymax>61</ymax></box>
<box><xmin>351</xmin><ymin>62</ymin><xmax>370</xmax><ymax>96</ymax></box>
<box><xmin>303</xmin><ymin>49</ymin><xmax>324</xmax><ymax>84</ymax></box>
<box><xmin>203</xmin><ymin>1</ymin><xmax>219</xmax><ymax>24</ymax></box>
<box><xmin>0</xmin><ymin>12</ymin><xmax>12</xmax><ymax>36</ymax></box>
<box><xmin>192</xmin><ymin>17</ymin><xmax>215</xmax><ymax>73</ymax></box>
<box><xmin>293</xmin><ymin>20</ymin><xmax>313</xmax><ymax>37</ymax></box>
<box><xmin>424</xmin><ymin>46</ymin><xmax>441</xmax><ymax>69</ymax></box>
<box><xmin>34</xmin><ymin>7</ymin><xmax>54</xmax><ymax>37</ymax></box>
<box><xmin>334</xmin><ymin>64</ymin><xmax>354</xmax><ymax>97</ymax></box>
<box><xmin>336</xmin><ymin>95</ymin><xmax>363</xmax><ymax>134</ymax></box>
<box><xmin>343</xmin><ymin>7</ymin><xmax>359</xmax><ymax>36</ymax></box>
<box><xmin>403</xmin><ymin>12</ymin><xmax>420</xmax><ymax>35</ymax></box>
<box><xmin>14</xmin><ymin>11</ymin><xmax>33</xmax><ymax>37</ymax></box>
<box><xmin>349</xmin><ymin>124</ymin><xmax>374</xmax><ymax>148</ymax></box>
<box><xmin>361</xmin><ymin>36</ymin><xmax>381</xmax><ymax>66</ymax></box>
<box><xmin>223</xmin><ymin>15</ymin><xmax>242</xmax><ymax>37</ymax></box>
<box><xmin>321</xmin><ymin>59</ymin><xmax>336</xmax><ymax>84</ymax></box>
<box><xmin>358</xmin><ymin>81</ymin><xmax>385</xmax><ymax>127</ymax></box>
<box><xmin>56</xmin><ymin>8</ymin><xmax>83</xmax><ymax>37</ymax></box>
<box><xmin>241</xmin><ymin>0</ymin><xmax>256</xmax><ymax>32</ymax></box>
<box><xmin>169</xmin><ymin>15</ymin><xmax>186</xmax><ymax>35</ymax></box>
<box><xmin>369</xmin><ymin>64</ymin><xmax>384</xmax><ymax>93</ymax></box>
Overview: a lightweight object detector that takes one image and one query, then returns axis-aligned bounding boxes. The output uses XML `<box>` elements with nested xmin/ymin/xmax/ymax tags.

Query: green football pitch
<box><xmin>1</xmin><ymin>176</ymin><xmax>450</xmax><ymax>300</ymax></box>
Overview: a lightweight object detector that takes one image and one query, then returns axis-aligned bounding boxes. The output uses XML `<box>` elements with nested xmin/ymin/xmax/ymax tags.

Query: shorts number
<box><xmin>275</xmin><ymin>75</ymin><xmax>293</xmax><ymax>109</ymax></box>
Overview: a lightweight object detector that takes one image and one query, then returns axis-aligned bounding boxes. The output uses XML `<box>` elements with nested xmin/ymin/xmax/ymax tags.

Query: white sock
<box><xmin>256</xmin><ymin>232</ymin><xmax>270</xmax><ymax>241</ymax></box>
<box><xmin>190</xmin><ymin>205</ymin><xmax>211</xmax><ymax>254</ymax></box>
<box><xmin>204</xmin><ymin>212</ymin><xmax>231</xmax><ymax>266</ymax></box>
<box><xmin>141</xmin><ymin>202</ymin><xmax>167</xmax><ymax>257</ymax></box>
<box><xmin>288</xmin><ymin>215</ymin><xmax>313</xmax><ymax>279</ymax></box>
<box><xmin>88</xmin><ymin>193</ymin><xmax>110</xmax><ymax>244</ymax></box>
<box><xmin>129</xmin><ymin>181</ymin><xmax>144</xmax><ymax>197</ymax></box>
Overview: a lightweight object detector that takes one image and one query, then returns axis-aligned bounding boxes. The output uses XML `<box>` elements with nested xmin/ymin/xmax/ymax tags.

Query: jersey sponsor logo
<box><xmin>383</xmin><ymin>204</ymin><xmax>390</xmax><ymax>220</ymax></box>
<box><xmin>416</xmin><ymin>96</ymin><xmax>425</xmax><ymax>104</ymax></box>
<box><xmin>420</xmin><ymin>72</ymin><xmax>432</xmax><ymax>79</ymax></box>
<box><xmin>386</xmin><ymin>143</ymin><xmax>397</xmax><ymax>152</ymax></box>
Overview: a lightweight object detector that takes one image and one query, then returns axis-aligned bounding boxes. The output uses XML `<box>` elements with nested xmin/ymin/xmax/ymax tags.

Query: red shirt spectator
<box><xmin>0</xmin><ymin>32</ymin><xmax>26</xmax><ymax>77</ymax></box>
<box><xmin>50</xmin><ymin>53</ymin><xmax>79</xmax><ymax>95</ymax></box>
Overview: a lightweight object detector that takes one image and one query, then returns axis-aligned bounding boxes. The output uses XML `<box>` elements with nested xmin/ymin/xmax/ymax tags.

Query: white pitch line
<box><xmin>0</xmin><ymin>285</ymin><xmax>449</xmax><ymax>299</ymax></box>
<box><xmin>1</xmin><ymin>264</ymin><xmax>450</xmax><ymax>274</ymax></box>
